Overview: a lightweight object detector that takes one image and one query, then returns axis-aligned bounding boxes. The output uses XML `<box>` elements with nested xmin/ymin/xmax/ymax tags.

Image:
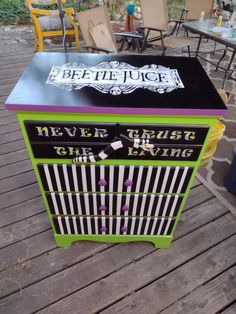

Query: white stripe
<box><xmin>177</xmin><ymin>167</ymin><xmax>189</xmax><ymax>194</ymax></box>
<box><xmin>57</xmin><ymin>217</ymin><xmax>64</xmax><ymax>234</ymax></box>
<box><xmin>127</xmin><ymin>166</ymin><xmax>134</xmax><ymax>193</ymax></box>
<box><xmin>68</xmin><ymin>193</ymin><xmax>75</xmax><ymax>215</ymax></box>
<box><xmin>59</xmin><ymin>193</ymin><xmax>67</xmax><ymax>215</ymax></box>
<box><xmin>118</xmin><ymin>165</ymin><xmax>125</xmax><ymax>192</ymax></box>
<box><xmin>152</xmin><ymin>167</ymin><xmax>161</xmax><ymax>193</ymax></box>
<box><xmin>72</xmin><ymin>165</ymin><xmax>79</xmax><ymax>191</ymax></box>
<box><xmin>169</xmin><ymin>167</ymin><xmax>180</xmax><ymax>193</ymax></box>
<box><xmin>94</xmin><ymin>216</ymin><xmax>98</xmax><ymax>234</ymax></box>
<box><xmin>116</xmin><ymin>217</ymin><xmax>121</xmax><ymax>235</ymax></box>
<box><xmin>135</xmin><ymin>166</ymin><xmax>144</xmax><ymax>193</ymax></box>
<box><xmin>62</xmin><ymin>164</ymin><xmax>70</xmax><ymax>191</ymax></box>
<box><xmin>160</xmin><ymin>167</ymin><xmax>170</xmax><ymax>194</ymax></box>
<box><xmin>53</xmin><ymin>164</ymin><xmax>62</xmax><ymax>191</ymax></box>
<box><xmin>90</xmin><ymin>156</ymin><xmax>96</xmax><ymax>163</ymax></box>
<box><xmin>65</xmin><ymin>216</ymin><xmax>72</xmax><ymax>234</ymax></box>
<box><xmin>81</xmin><ymin>165</ymin><xmax>88</xmax><ymax>192</ymax></box>
<box><xmin>87</xmin><ymin>217</ymin><xmax>92</xmax><ymax>234</ymax></box>
<box><xmin>139</xmin><ymin>194</ymin><xmax>147</xmax><ymax>217</ymax></box>
<box><xmin>111</xmin><ymin>140</ymin><xmax>123</xmax><ymax>150</ymax></box>
<box><xmin>51</xmin><ymin>193</ymin><xmax>59</xmax><ymax>215</ymax></box>
<box><xmin>44</xmin><ymin>164</ymin><xmax>53</xmax><ymax>191</ymax></box>
<box><xmin>163</xmin><ymin>218</ymin><xmax>172</xmax><ymax>235</ymax></box>
<box><xmin>116</xmin><ymin>193</ymin><xmax>122</xmax><ymax>216</ymax></box>
<box><xmin>109</xmin><ymin>216</ymin><xmax>113</xmax><ymax>234</ymax></box>
<box><xmin>150</xmin><ymin>217</ymin><xmax>159</xmax><ymax>235</ymax></box>
<box><xmin>76</xmin><ymin>194</ymin><xmax>82</xmax><ymax>215</ymax></box>
<box><xmin>109</xmin><ymin>194</ymin><xmax>113</xmax><ymax>216</ymax></box>
<box><xmin>143</xmin><ymin>166</ymin><xmax>153</xmax><ymax>193</ymax></box>
<box><xmin>124</xmin><ymin>194</ymin><xmax>131</xmax><ymax>216</ymax></box>
<box><xmin>72</xmin><ymin>216</ymin><xmax>79</xmax><ymax>234</ymax></box>
<box><xmin>157</xmin><ymin>218</ymin><xmax>165</xmax><ymax>235</ymax></box>
<box><xmin>79</xmin><ymin>217</ymin><xmax>85</xmax><ymax>234</ymax></box>
<box><xmin>162</xmin><ymin>195</ymin><xmax>172</xmax><ymax>217</ymax></box>
<box><xmin>98</xmin><ymin>151</ymin><xmax>108</xmax><ymax>160</ymax></box>
<box><xmin>169</xmin><ymin>196</ymin><xmax>179</xmax><ymax>217</ymax></box>
<box><xmin>131</xmin><ymin>193</ymin><xmax>139</xmax><ymax>217</ymax></box>
<box><xmin>101</xmin><ymin>193</ymin><xmax>105</xmax><ymax>206</ymax></box>
<box><xmin>130</xmin><ymin>216</ymin><xmax>136</xmax><ymax>235</ymax></box>
<box><xmin>155</xmin><ymin>195</ymin><xmax>164</xmax><ymax>216</ymax></box>
<box><xmin>146</xmin><ymin>194</ymin><xmax>155</xmax><ymax>217</ymax></box>
<box><xmin>137</xmin><ymin>217</ymin><xmax>144</xmax><ymax>235</ymax></box>
<box><xmin>90</xmin><ymin>165</ymin><xmax>96</xmax><ymax>191</ymax></box>
<box><xmin>93</xmin><ymin>193</ymin><xmax>98</xmax><ymax>215</ymax></box>
<box><xmin>101</xmin><ymin>216</ymin><xmax>106</xmax><ymax>234</ymax></box>
<box><xmin>84</xmin><ymin>193</ymin><xmax>90</xmax><ymax>216</ymax></box>
<box><xmin>123</xmin><ymin>217</ymin><xmax>129</xmax><ymax>235</ymax></box>
<box><xmin>109</xmin><ymin>165</ymin><xmax>114</xmax><ymax>193</ymax></box>
<box><xmin>143</xmin><ymin>217</ymin><xmax>151</xmax><ymax>235</ymax></box>
<box><xmin>100</xmin><ymin>165</ymin><xmax>105</xmax><ymax>192</ymax></box>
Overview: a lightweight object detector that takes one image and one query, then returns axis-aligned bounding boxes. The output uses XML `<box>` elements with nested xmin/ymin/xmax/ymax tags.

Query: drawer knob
<box><xmin>124</xmin><ymin>179</ymin><xmax>133</xmax><ymax>187</ymax></box>
<box><xmin>98</xmin><ymin>179</ymin><xmax>107</xmax><ymax>187</ymax></box>
<box><xmin>122</xmin><ymin>204</ymin><xmax>129</xmax><ymax>212</ymax></box>
<box><xmin>121</xmin><ymin>226</ymin><xmax>128</xmax><ymax>232</ymax></box>
<box><xmin>100</xmin><ymin>226</ymin><xmax>107</xmax><ymax>232</ymax></box>
<box><xmin>99</xmin><ymin>205</ymin><xmax>107</xmax><ymax>212</ymax></box>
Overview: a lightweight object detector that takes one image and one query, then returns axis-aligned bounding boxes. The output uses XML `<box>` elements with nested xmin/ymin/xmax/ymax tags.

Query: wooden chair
<box><xmin>140</xmin><ymin>0</ymin><xmax>191</xmax><ymax>56</ymax></box>
<box><xmin>25</xmin><ymin>0</ymin><xmax>80</xmax><ymax>52</ymax></box>
<box><xmin>76</xmin><ymin>6</ymin><xmax>143</xmax><ymax>54</ymax></box>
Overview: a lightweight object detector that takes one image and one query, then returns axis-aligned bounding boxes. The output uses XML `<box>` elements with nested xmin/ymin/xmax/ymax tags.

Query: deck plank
<box><xmin>18</xmin><ymin>214</ymin><xmax>235</xmax><ymax>314</ymax></box>
<box><xmin>222</xmin><ymin>303</ymin><xmax>236</xmax><ymax>314</ymax></box>
<box><xmin>161</xmin><ymin>265</ymin><xmax>236</xmax><ymax>314</ymax></box>
<box><xmin>0</xmin><ymin>149</ymin><xmax>28</xmax><ymax>167</ymax></box>
<box><xmin>100</xmin><ymin>234</ymin><xmax>236</xmax><ymax>314</ymax></box>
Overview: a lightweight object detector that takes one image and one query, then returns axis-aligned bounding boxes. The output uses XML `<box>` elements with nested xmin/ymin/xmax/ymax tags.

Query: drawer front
<box><xmin>53</xmin><ymin>216</ymin><xmax>175</xmax><ymax>236</ymax></box>
<box><xmin>31</xmin><ymin>142</ymin><xmax>202</xmax><ymax>161</ymax></box>
<box><xmin>25</xmin><ymin>120</ymin><xmax>209</xmax><ymax>145</ymax></box>
<box><xmin>46</xmin><ymin>192</ymin><xmax>183</xmax><ymax>217</ymax></box>
<box><xmin>39</xmin><ymin>164</ymin><xmax>193</xmax><ymax>194</ymax></box>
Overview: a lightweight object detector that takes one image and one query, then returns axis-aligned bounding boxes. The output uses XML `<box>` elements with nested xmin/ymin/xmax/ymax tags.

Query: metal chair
<box><xmin>25</xmin><ymin>0</ymin><xmax>80</xmax><ymax>52</ymax></box>
<box><xmin>140</xmin><ymin>0</ymin><xmax>191</xmax><ymax>56</ymax></box>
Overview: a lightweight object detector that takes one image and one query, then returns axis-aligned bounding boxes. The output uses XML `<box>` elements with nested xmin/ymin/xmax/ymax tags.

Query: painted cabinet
<box><xmin>5</xmin><ymin>53</ymin><xmax>227</xmax><ymax>248</ymax></box>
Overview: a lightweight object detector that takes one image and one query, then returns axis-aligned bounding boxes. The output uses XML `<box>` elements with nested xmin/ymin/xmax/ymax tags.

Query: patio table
<box><xmin>183</xmin><ymin>19</ymin><xmax>236</xmax><ymax>88</ymax></box>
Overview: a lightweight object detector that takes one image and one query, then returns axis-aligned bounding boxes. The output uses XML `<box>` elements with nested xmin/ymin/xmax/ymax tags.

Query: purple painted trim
<box><xmin>98</xmin><ymin>179</ymin><xmax>107</xmax><ymax>187</ymax></box>
<box><xmin>124</xmin><ymin>179</ymin><xmax>133</xmax><ymax>187</ymax></box>
<box><xmin>5</xmin><ymin>103</ymin><xmax>227</xmax><ymax>116</ymax></box>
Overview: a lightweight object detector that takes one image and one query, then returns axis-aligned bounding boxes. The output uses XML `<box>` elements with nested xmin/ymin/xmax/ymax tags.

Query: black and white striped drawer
<box><xmin>38</xmin><ymin>164</ymin><xmax>193</xmax><ymax>194</ymax></box>
<box><xmin>53</xmin><ymin>216</ymin><xmax>175</xmax><ymax>236</ymax></box>
<box><xmin>46</xmin><ymin>192</ymin><xmax>183</xmax><ymax>217</ymax></box>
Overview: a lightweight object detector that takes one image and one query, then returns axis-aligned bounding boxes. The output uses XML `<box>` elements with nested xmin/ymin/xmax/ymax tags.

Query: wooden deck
<box><xmin>0</xmin><ymin>50</ymin><xmax>236</xmax><ymax>314</ymax></box>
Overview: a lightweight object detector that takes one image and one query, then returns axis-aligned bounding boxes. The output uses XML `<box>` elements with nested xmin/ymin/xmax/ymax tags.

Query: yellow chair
<box><xmin>25</xmin><ymin>0</ymin><xmax>80</xmax><ymax>52</ymax></box>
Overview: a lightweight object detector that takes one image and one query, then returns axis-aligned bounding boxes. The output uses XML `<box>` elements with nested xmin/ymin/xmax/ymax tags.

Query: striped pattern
<box><xmin>38</xmin><ymin>164</ymin><xmax>193</xmax><ymax>194</ymax></box>
<box><xmin>72</xmin><ymin>135</ymin><xmax>152</xmax><ymax>163</ymax></box>
<box><xmin>53</xmin><ymin>216</ymin><xmax>175</xmax><ymax>236</ymax></box>
<box><xmin>46</xmin><ymin>193</ymin><xmax>182</xmax><ymax>217</ymax></box>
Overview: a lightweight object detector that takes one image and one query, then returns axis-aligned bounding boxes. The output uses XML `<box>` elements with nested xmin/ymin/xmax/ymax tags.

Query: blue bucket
<box><xmin>127</xmin><ymin>3</ymin><xmax>135</xmax><ymax>15</ymax></box>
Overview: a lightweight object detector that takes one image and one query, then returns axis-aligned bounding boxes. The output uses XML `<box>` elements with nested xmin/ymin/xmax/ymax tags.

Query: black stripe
<box><xmin>69</xmin><ymin>217</ymin><xmax>74</xmax><ymax>233</ymax></box>
<box><xmin>61</xmin><ymin>217</ymin><xmax>68</xmax><ymax>234</ymax></box>
<box><xmin>38</xmin><ymin>165</ymin><xmax>48</xmax><ymax>191</ymax></box>
<box><xmin>64</xmin><ymin>194</ymin><xmax>71</xmax><ymax>215</ymax></box>
<box><xmin>165</xmin><ymin>167</ymin><xmax>175</xmax><ymax>193</ymax></box>
<box><xmin>181</xmin><ymin>168</ymin><xmax>193</xmax><ymax>193</ymax></box>
<box><xmin>131</xmin><ymin>167</ymin><xmax>139</xmax><ymax>193</ymax></box>
<box><xmin>167</xmin><ymin>219</ymin><xmax>175</xmax><ymax>235</ymax></box>
<box><xmin>56</xmin><ymin>165</ymin><xmax>65</xmax><ymax>191</ymax></box>
<box><xmin>139</xmin><ymin>166</ymin><xmax>148</xmax><ymax>192</ymax></box>
<box><xmin>48</xmin><ymin>165</ymin><xmax>57</xmax><ymax>191</ymax></box>
<box><xmin>56</xmin><ymin>194</ymin><xmax>63</xmax><ymax>215</ymax></box>
<box><xmin>161</xmin><ymin>219</ymin><xmax>168</xmax><ymax>235</ymax></box>
<box><xmin>46</xmin><ymin>194</ymin><xmax>55</xmax><ymax>214</ymax></box>
<box><xmin>67</xmin><ymin>166</ymin><xmax>75</xmax><ymax>191</ymax></box>
<box><xmin>113</xmin><ymin>166</ymin><xmax>119</xmax><ymax>192</ymax></box>
<box><xmin>53</xmin><ymin>217</ymin><xmax>60</xmax><ymax>234</ymax></box>
<box><xmin>127</xmin><ymin>217</ymin><xmax>133</xmax><ymax>235</ymax></box>
<box><xmin>140</xmin><ymin>218</ymin><xmax>146</xmax><ymax>234</ymax></box>
<box><xmin>85</xmin><ymin>165</ymin><xmax>92</xmax><ymax>192</ymax></box>
<box><xmin>104</xmin><ymin>166</ymin><xmax>110</xmax><ymax>192</ymax></box>
<box><xmin>153</xmin><ymin>219</ymin><xmax>161</xmax><ymax>235</ymax></box>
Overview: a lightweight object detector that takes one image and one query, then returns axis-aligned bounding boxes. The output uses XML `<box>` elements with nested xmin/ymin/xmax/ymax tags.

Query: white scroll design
<box><xmin>46</xmin><ymin>61</ymin><xmax>184</xmax><ymax>95</ymax></box>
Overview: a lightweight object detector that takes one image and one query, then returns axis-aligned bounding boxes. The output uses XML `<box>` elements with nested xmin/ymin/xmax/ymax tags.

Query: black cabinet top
<box><xmin>5</xmin><ymin>52</ymin><xmax>227</xmax><ymax>116</ymax></box>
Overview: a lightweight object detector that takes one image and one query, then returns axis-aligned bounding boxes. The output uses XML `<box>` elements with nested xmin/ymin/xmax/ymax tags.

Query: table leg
<box><xmin>195</xmin><ymin>35</ymin><xmax>202</xmax><ymax>57</ymax></box>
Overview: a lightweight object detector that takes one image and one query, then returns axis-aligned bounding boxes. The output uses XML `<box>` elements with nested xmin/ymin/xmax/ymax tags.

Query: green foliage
<box><xmin>0</xmin><ymin>0</ymin><xmax>30</xmax><ymax>25</ymax></box>
<box><xmin>0</xmin><ymin>0</ymin><xmax>184</xmax><ymax>26</ymax></box>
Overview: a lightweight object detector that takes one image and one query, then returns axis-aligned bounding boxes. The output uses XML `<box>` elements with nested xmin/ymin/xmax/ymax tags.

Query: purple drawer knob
<box><xmin>100</xmin><ymin>226</ymin><xmax>107</xmax><ymax>232</ymax></box>
<box><xmin>122</xmin><ymin>204</ymin><xmax>129</xmax><ymax>212</ymax></box>
<box><xmin>98</xmin><ymin>179</ymin><xmax>107</xmax><ymax>187</ymax></box>
<box><xmin>121</xmin><ymin>226</ymin><xmax>128</xmax><ymax>232</ymax></box>
<box><xmin>99</xmin><ymin>205</ymin><xmax>107</xmax><ymax>212</ymax></box>
<box><xmin>124</xmin><ymin>179</ymin><xmax>133</xmax><ymax>187</ymax></box>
